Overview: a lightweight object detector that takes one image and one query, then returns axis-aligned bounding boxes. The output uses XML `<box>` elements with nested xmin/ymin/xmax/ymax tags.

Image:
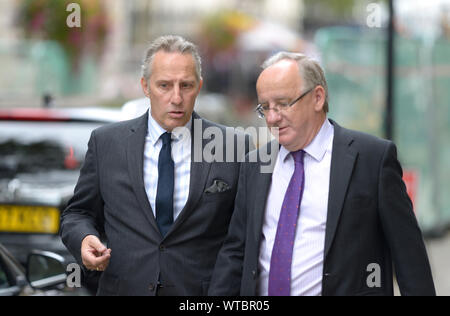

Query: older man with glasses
<box><xmin>209</xmin><ymin>52</ymin><xmax>435</xmax><ymax>296</ymax></box>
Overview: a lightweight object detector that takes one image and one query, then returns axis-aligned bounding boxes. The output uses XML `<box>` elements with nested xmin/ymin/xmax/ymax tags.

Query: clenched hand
<box><xmin>81</xmin><ymin>235</ymin><xmax>111</xmax><ymax>271</ymax></box>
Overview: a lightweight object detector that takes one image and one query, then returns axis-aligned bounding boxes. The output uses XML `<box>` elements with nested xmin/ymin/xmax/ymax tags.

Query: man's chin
<box><xmin>278</xmin><ymin>135</ymin><xmax>298</xmax><ymax>151</ymax></box>
<box><xmin>165</xmin><ymin>117</ymin><xmax>190</xmax><ymax>131</ymax></box>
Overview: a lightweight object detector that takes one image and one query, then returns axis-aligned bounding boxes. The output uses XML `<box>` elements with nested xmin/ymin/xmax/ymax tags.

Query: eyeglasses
<box><xmin>254</xmin><ymin>86</ymin><xmax>315</xmax><ymax>119</ymax></box>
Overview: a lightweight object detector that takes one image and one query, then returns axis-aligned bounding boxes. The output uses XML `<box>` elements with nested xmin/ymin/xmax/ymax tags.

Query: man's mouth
<box><xmin>168</xmin><ymin>111</ymin><xmax>185</xmax><ymax>119</ymax></box>
<box><xmin>271</xmin><ymin>126</ymin><xmax>287</xmax><ymax>133</ymax></box>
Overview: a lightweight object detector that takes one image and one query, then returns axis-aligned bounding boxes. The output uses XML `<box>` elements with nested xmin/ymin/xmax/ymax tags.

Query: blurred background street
<box><xmin>427</xmin><ymin>232</ymin><xmax>450</xmax><ymax>295</ymax></box>
<box><xmin>0</xmin><ymin>0</ymin><xmax>449</xmax><ymax>295</ymax></box>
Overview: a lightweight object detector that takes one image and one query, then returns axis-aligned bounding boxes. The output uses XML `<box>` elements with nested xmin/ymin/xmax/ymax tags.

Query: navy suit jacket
<box><xmin>209</xmin><ymin>119</ymin><xmax>435</xmax><ymax>296</ymax></box>
<box><xmin>61</xmin><ymin>111</ymin><xmax>253</xmax><ymax>295</ymax></box>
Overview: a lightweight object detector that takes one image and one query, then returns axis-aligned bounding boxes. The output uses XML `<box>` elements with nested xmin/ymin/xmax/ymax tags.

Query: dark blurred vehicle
<box><xmin>0</xmin><ymin>242</ymin><xmax>70</xmax><ymax>296</ymax></box>
<box><xmin>0</xmin><ymin>108</ymin><xmax>122</xmax><ymax>265</ymax></box>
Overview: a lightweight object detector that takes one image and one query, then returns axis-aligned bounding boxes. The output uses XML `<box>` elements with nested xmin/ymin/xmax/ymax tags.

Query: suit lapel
<box><xmin>324</xmin><ymin>120</ymin><xmax>358</xmax><ymax>259</ymax></box>
<box><xmin>252</xmin><ymin>141</ymin><xmax>278</xmax><ymax>244</ymax></box>
<box><xmin>252</xmin><ymin>170</ymin><xmax>273</xmax><ymax>245</ymax></box>
<box><xmin>165</xmin><ymin>113</ymin><xmax>212</xmax><ymax>237</ymax></box>
<box><xmin>126</xmin><ymin>111</ymin><xmax>160</xmax><ymax>233</ymax></box>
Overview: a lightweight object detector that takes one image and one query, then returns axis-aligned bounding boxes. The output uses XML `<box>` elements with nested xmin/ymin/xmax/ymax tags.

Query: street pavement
<box><xmin>425</xmin><ymin>231</ymin><xmax>450</xmax><ymax>296</ymax></box>
<box><xmin>393</xmin><ymin>231</ymin><xmax>450</xmax><ymax>296</ymax></box>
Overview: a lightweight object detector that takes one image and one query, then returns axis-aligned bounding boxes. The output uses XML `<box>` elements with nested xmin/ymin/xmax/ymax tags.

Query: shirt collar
<box><xmin>147</xmin><ymin>112</ymin><xmax>192</xmax><ymax>146</ymax></box>
<box><xmin>280</xmin><ymin>118</ymin><xmax>334</xmax><ymax>163</ymax></box>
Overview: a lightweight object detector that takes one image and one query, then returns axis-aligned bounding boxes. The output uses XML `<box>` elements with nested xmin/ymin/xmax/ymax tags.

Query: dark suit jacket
<box><xmin>60</xmin><ymin>111</ymin><xmax>253</xmax><ymax>296</ymax></box>
<box><xmin>209</xmin><ymin>119</ymin><xmax>435</xmax><ymax>296</ymax></box>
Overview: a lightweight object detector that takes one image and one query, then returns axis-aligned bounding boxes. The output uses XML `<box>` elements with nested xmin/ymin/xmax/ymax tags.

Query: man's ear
<box><xmin>197</xmin><ymin>79</ymin><xmax>203</xmax><ymax>95</ymax></box>
<box><xmin>313</xmin><ymin>85</ymin><xmax>326</xmax><ymax>112</ymax></box>
<box><xmin>141</xmin><ymin>77</ymin><xmax>150</xmax><ymax>98</ymax></box>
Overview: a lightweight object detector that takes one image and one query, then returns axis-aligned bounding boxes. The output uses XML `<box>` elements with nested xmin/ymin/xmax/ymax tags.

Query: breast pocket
<box><xmin>201</xmin><ymin>188</ymin><xmax>235</xmax><ymax>204</ymax></box>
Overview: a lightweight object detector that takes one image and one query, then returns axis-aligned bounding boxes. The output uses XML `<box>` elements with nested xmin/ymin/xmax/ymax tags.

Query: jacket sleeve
<box><xmin>60</xmin><ymin>130</ymin><xmax>103</xmax><ymax>266</ymax></box>
<box><xmin>378</xmin><ymin>141</ymin><xmax>436</xmax><ymax>296</ymax></box>
<box><xmin>209</xmin><ymin>160</ymin><xmax>248</xmax><ymax>296</ymax></box>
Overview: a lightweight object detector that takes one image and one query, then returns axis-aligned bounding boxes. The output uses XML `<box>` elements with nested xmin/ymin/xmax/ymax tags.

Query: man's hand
<box><xmin>81</xmin><ymin>235</ymin><xmax>111</xmax><ymax>272</ymax></box>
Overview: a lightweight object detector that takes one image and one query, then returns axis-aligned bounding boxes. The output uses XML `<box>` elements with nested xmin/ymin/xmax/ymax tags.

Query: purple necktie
<box><xmin>268</xmin><ymin>150</ymin><xmax>305</xmax><ymax>296</ymax></box>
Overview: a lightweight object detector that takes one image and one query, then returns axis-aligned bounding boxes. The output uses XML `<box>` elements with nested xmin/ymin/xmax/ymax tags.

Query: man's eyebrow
<box><xmin>258</xmin><ymin>97</ymin><xmax>291</xmax><ymax>104</ymax></box>
<box><xmin>155</xmin><ymin>78</ymin><xmax>196</xmax><ymax>83</ymax></box>
<box><xmin>274</xmin><ymin>96</ymin><xmax>291</xmax><ymax>101</ymax></box>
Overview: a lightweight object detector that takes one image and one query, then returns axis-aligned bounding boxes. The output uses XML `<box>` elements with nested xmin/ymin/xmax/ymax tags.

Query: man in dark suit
<box><xmin>209</xmin><ymin>52</ymin><xmax>435</xmax><ymax>296</ymax></box>
<box><xmin>60</xmin><ymin>35</ymin><xmax>252</xmax><ymax>296</ymax></box>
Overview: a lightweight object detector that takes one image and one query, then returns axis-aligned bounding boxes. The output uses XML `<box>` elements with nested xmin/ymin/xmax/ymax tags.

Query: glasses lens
<box><xmin>255</xmin><ymin>105</ymin><xmax>264</xmax><ymax>118</ymax></box>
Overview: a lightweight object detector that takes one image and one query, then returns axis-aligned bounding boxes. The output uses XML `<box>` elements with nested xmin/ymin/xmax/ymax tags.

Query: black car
<box><xmin>0</xmin><ymin>108</ymin><xmax>121</xmax><ymax>265</ymax></box>
<box><xmin>0</xmin><ymin>241</ymin><xmax>72</xmax><ymax>296</ymax></box>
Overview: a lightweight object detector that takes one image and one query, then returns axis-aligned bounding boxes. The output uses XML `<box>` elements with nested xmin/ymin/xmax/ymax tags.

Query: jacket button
<box><xmin>149</xmin><ymin>283</ymin><xmax>155</xmax><ymax>291</ymax></box>
<box><xmin>159</xmin><ymin>245</ymin><xmax>166</xmax><ymax>251</ymax></box>
<box><xmin>252</xmin><ymin>270</ymin><xmax>257</xmax><ymax>279</ymax></box>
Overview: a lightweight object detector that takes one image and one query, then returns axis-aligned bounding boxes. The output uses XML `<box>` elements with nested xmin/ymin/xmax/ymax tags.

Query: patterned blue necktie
<box><xmin>268</xmin><ymin>150</ymin><xmax>305</xmax><ymax>296</ymax></box>
<box><xmin>155</xmin><ymin>132</ymin><xmax>174</xmax><ymax>237</ymax></box>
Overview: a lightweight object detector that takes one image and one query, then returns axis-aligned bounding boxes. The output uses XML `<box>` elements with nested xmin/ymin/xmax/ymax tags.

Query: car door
<box><xmin>0</xmin><ymin>253</ymin><xmax>22</xmax><ymax>296</ymax></box>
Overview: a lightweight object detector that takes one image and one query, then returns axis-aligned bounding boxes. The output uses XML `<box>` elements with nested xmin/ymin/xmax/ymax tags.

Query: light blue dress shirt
<box><xmin>144</xmin><ymin>112</ymin><xmax>192</xmax><ymax>221</ymax></box>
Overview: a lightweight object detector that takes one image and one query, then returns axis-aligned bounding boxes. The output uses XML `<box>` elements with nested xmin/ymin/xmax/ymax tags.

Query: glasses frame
<box><xmin>255</xmin><ymin>86</ymin><xmax>316</xmax><ymax>119</ymax></box>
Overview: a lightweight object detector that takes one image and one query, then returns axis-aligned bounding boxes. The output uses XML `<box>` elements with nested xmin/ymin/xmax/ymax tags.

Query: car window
<box><xmin>0</xmin><ymin>121</ymin><xmax>103</xmax><ymax>177</ymax></box>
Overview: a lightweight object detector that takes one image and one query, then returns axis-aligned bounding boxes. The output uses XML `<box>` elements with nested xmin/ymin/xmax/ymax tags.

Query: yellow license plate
<box><xmin>0</xmin><ymin>205</ymin><xmax>60</xmax><ymax>234</ymax></box>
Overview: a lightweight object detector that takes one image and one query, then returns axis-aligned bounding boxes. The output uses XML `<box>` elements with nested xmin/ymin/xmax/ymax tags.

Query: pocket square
<box><xmin>204</xmin><ymin>180</ymin><xmax>230</xmax><ymax>194</ymax></box>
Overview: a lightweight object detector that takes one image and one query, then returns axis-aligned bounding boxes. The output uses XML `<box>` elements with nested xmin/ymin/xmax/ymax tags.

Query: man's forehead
<box><xmin>260</xmin><ymin>60</ymin><xmax>299</xmax><ymax>81</ymax></box>
<box><xmin>151</xmin><ymin>51</ymin><xmax>197</xmax><ymax>77</ymax></box>
<box><xmin>258</xmin><ymin>63</ymin><xmax>301</xmax><ymax>93</ymax></box>
<box><xmin>152</xmin><ymin>51</ymin><xmax>195</xmax><ymax>67</ymax></box>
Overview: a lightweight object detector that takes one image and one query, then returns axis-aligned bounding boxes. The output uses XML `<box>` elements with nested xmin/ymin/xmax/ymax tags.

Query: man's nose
<box><xmin>265</xmin><ymin>108</ymin><xmax>282</xmax><ymax>125</ymax></box>
<box><xmin>171</xmin><ymin>86</ymin><xmax>183</xmax><ymax>105</ymax></box>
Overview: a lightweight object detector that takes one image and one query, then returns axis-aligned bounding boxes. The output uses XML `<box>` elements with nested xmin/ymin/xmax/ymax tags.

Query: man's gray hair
<box><xmin>141</xmin><ymin>35</ymin><xmax>202</xmax><ymax>82</ymax></box>
<box><xmin>261</xmin><ymin>52</ymin><xmax>329</xmax><ymax>113</ymax></box>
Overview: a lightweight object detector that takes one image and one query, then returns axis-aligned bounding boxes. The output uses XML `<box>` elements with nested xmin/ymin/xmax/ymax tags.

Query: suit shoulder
<box><xmin>197</xmin><ymin>116</ymin><xmax>250</xmax><ymax>139</ymax></box>
<box><xmin>92</xmin><ymin>115</ymin><xmax>144</xmax><ymax>139</ymax></box>
<box><xmin>339</xmin><ymin>125</ymin><xmax>392</xmax><ymax>152</ymax></box>
<box><xmin>198</xmin><ymin>116</ymin><xmax>230</xmax><ymax>132</ymax></box>
<box><xmin>333</xmin><ymin>124</ymin><xmax>398</xmax><ymax>174</ymax></box>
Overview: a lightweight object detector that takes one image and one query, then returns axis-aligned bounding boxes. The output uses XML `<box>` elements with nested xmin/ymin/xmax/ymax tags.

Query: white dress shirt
<box><xmin>143</xmin><ymin>112</ymin><xmax>191</xmax><ymax>222</ymax></box>
<box><xmin>258</xmin><ymin>119</ymin><xmax>334</xmax><ymax>296</ymax></box>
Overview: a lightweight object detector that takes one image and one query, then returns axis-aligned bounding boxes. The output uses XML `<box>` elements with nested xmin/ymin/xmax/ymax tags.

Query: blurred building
<box><xmin>315</xmin><ymin>0</ymin><xmax>450</xmax><ymax>235</ymax></box>
<box><xmin>0</xmin><ymin>0</ymin><xmax>17</xmax><ymax>42</ymax></box>
<box><xmin>100</xmin><ymin>0</ymin><xmax>304</xmax><ymax>99</ymax></box>
<box><xmin>127</xmin><ymin>0</ymin><xmax>303</xmax><ymax>42</ymax></box>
